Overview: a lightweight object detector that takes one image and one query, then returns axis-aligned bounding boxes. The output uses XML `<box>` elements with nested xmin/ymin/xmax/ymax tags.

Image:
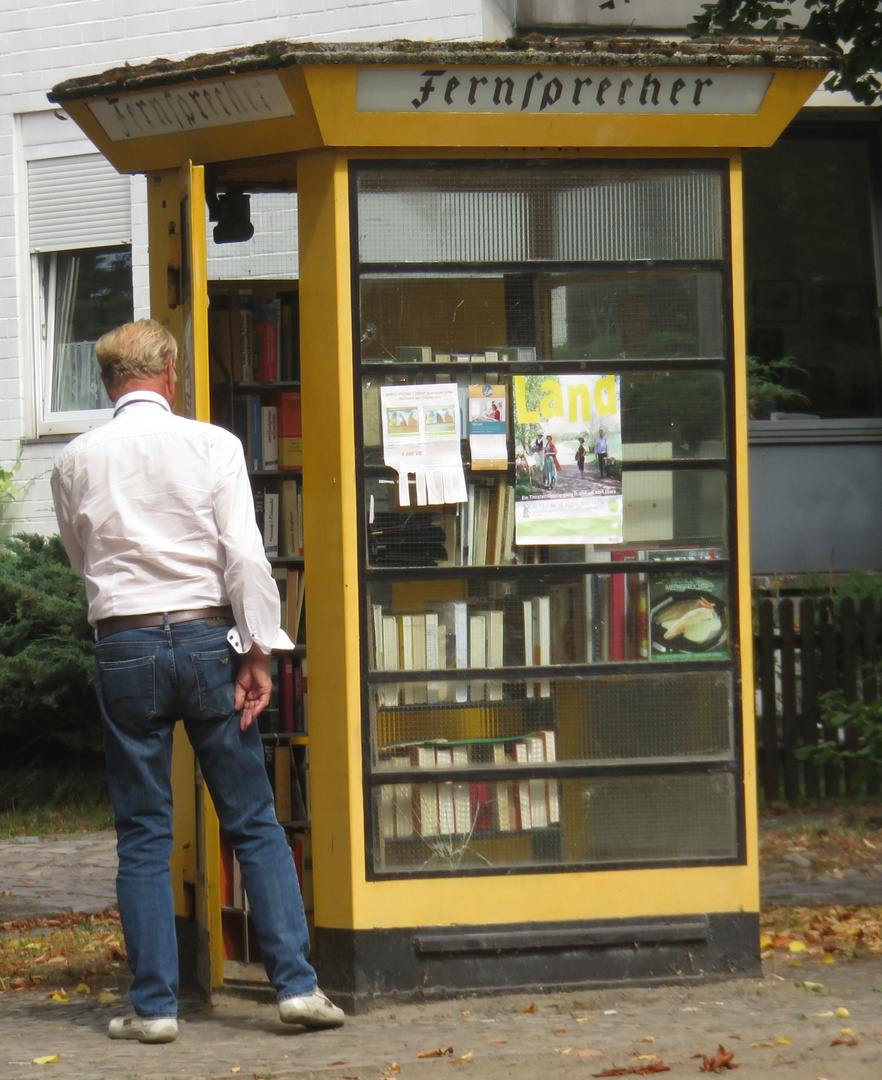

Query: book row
<box><xmin>210</xmin><ymin>288</ymin><xmax>300</xmax><ymax>383</ymax></box>
<box><xmin>265</xmin><ymin>741</ymin><xmax>310</xmax><ymax>825</ymax></box>
<box><xmin>260</xmin><ymin>653</ymin><xmax>308</xmax><ymax>734</ymax></box>
<box><xmin>271</xmin><ymin>567</ymin><xmax>306</xmax><ymax>648</ymax></box>
<box><xmin>380</xmin><ymin>346</ymin><xmax>538</xmax><ymax>365</ymax></box>
<box><xmin>232</xmin><ymin>391</ymin><xmax>302</xmax><ymax>471</ymax></box>
<box><xmin>377</xmin><ymin>731</ymin><xmax>560</xmax><ymax>839</ymax></box>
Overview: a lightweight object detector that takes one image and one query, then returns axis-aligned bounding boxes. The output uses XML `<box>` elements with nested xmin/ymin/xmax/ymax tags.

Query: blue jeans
<box><xmin>94</xmin><ymin>616</ymin><xmax>317</xmax><ymax>1018</ymax></box>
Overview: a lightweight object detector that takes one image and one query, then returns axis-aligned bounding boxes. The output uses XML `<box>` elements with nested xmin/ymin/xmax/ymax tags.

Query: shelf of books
<box><xmin>207</xmin><ymin>279</ymin><xmax>313</xmax><ymax>957</ymax></box>
<box><xmin>353</xmin><ymin>160</ymin><xmax>743</xmax><ymax>881</ymax></box>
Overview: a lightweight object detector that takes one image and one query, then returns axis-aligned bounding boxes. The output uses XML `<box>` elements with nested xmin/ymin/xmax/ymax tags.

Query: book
<box><xmin>526</xmin><ymin>735</ymin><xmax>549</xmax><ymax>828</ymax></box>
<box><xmin>253</xmin><ymin>300</ymin><xmax>280</xmax><ymax>382</ymax></box>
<box><xmin>411</xmin><ymin>746</ymin><xmax>439</xmax><ymax>837</ymax></box>
<box><xmin>434</xmin><ymin>747</ymin><xmax>455</xmax><ymax>835</ymax></box>
<box><xmin>492</xmin><ymin>742</ymin><xmax>517</xmax><ymax>831</ymax></box>
<box><xmin>395</xmin><ymin>346</ymin><xmax>432</xmax><ymax>362</ymax></box>
<box><xmin>468</xmin><ymin>613</ymin><xmax>486</xmax><ymax>701</ymax></box>
<box><xmin>379</xmin><ymin>614</ymin><xmax>400</xmax><ymax>708</ymax></box>
<box><xmin>281</xmin><ymin>478</ymin><xmax>303</xmax><ymax>557</ymax></box>
<box><xmin>208</xmin><ymin>290</ymin><xmax>233</xmax><ymax>383</ymax></box>
<box><xmin>533</xmin><ymin>595</ymin><xmax>551</xmax><ymax>698</ymax></box>
<box><xmin>427</xmin><ymin>600</ymin><xmax>469</xmax><ymax>704</ymax></box>
<box><xmin>230</xmin><ymin>288</ymin><xmax>254</xmax><ymax>382</ymax></box>
<box><xmin>273</xmin><ymin>744</ymin><xmax>292</xmax><ymax>823</ymax></box>
<box><xmin>514</xmin><ymin>740</ymin><xmax>532</xmax><ymax>830</ymax></box>
<box><xmin>278</xmin><ymin>290</ymin><xmax>300</xmax><ymax>382</ymax></box>
<box><xmin>648</xmin><ymin>571</ymin><xmax>728</xmax><ymax>660</ymax></box>
<box><xmin>278</xmin><ymin>654</ymin><xmax>295</xmax><ymax>733</ymax></box>
<box><xmin>541</xmin><ymin>729</ymin><xmax>561</xmax><ymax>824</ymax></box>
<box><xmin>262</xmin><ymin>491</ymin><xmax>279</xmax><ymax>557</ymax></box>
<box><xmin>278</xmin><ymin>392</ymin><xmax>303</xmax><ymax>468</ymax></box>
<box><xmin>482</xmin><ymin>609</ymin><xmax>504</xmax><ymax>701</ymax></box>
<box><xmin>451</xmin><ymin>744</ymin><xmax>472</xmax><ymax>834</ymax></box>
<box><xmin>261</xmin><ymin>405</ymin><xmax>278</xmax><ymax>471</ymax></box>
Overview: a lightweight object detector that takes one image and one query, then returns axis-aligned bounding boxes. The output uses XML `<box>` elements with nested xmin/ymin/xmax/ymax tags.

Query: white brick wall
<box><xmin>0</xmin><ymin>0</ymin><xmax>490</xmax><ymax>535</ymax></box>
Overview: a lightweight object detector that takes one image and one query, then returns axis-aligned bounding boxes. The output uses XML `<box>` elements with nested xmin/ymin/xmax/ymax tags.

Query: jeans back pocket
<box><xmin>95</xmin><ymin>654</ymin><xmax>157</xmax><ymax>732</ymax></box>
<box><xmin>190</xmin><ymin>648</ymin><xmax>236</xmax><ymax>720</ymax></box>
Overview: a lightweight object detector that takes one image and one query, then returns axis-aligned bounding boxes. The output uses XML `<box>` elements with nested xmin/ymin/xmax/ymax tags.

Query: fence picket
<box><xmin>798</xmin><ymin>597</ymin><xmax>820</xmax><ymax>799</ymax></box>
<box><xmin>757</xmin><ymin>598</ymin><xmax>780</xmax><ymax>802</ymax></box>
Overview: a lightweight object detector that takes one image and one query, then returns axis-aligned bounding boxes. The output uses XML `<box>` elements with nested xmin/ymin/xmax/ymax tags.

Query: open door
<box><xmin>146</xmin><ymin>161</ymin><xmax>221</xmax><ymax>996</ymax></box>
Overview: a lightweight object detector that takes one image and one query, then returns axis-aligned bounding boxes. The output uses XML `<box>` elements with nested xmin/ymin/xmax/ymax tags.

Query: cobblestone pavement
<box><xmin>3</xmin><ymin>827</ymin><xmax>882</xmax><ymax>1079</ymax></box>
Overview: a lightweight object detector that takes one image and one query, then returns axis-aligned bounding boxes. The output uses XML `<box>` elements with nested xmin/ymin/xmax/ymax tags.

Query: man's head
<box><xmin>96</xmin><ymin>319</ymin><xmax>178</xmax><ymax>403</ymax></box>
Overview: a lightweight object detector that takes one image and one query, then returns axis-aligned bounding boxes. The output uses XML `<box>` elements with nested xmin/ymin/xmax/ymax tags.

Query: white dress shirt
<box><xmin>51</xmin><ymin>391</ymin><xmax>293</xmax><ymax>655</ymax></box>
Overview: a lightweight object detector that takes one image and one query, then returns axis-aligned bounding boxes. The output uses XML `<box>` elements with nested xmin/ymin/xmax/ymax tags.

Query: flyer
<box><xmin>380</xmin><ymin>383</ymin><xmax>468</xmax><ymax>507</ymax></box>
<box><xmin>512</xmin><ymin>373</ymin><xmax>623</xmax><ymax>544</ymax></box>
<box><xmin>467</xmin><ymin>383</ymin><xmax>508</xmax><ymax>470</ymax></box>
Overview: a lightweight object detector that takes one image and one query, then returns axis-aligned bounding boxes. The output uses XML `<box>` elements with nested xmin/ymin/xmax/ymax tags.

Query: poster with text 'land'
<box><xmin>513</xmin><ymin>373</ymin><xmax>623</xmax><ymax>545</ymax></box>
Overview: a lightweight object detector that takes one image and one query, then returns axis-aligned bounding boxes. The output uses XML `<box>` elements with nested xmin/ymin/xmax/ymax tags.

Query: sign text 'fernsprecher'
<box><xmin>89</xmin><ymin>74</ymin><xmax>295</xmax><ymax>142</ymax></box>
<box><xmin>357</xmin><ymin>67</ymin><xmax>773</xmax><ymax>115</ymax></box>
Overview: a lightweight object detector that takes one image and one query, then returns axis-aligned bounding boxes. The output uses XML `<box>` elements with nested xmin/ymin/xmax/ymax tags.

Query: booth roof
<box><xmin>49</xmin><ymin>36</ymin><xmax>834</xmax><ymax>103</ymax></box>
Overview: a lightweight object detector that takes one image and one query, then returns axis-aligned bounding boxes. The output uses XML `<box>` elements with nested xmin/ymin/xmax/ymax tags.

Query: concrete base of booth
<box><xmin>313</xmin><ymin>912</ymin><xmax>761</xmax><ymax>1014</ymax></box>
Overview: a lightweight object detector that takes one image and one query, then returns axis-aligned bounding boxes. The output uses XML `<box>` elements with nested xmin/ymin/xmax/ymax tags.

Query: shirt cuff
<box><xmin>226</xmin><ymin>625</ymin><xmax>296</xmax><ymax>654</ymax></box>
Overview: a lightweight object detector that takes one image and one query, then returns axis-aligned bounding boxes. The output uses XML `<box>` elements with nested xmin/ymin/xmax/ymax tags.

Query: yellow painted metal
<box><xmin>58</xmin><ymin>63</ymin><xmax>825</xmax><ymax>178</ymax></box>
<box><xmin>348</xmin><ymin>865</ymin><xmax>756</xmax><ymax>929</ymax></box>
<box><xmin>296</xmin><ymin>150</ymin><xmax>363</xmax><ymax>930</ymax></box>
<box><xmin>728</xmin><ymin>152</ymin><xmax>761</xmax><ymax>912</ymax></box>
<box><xmin>303</xmin><ymin>65</ymin><xmax>824</xmax><ymax>150</ymax></box>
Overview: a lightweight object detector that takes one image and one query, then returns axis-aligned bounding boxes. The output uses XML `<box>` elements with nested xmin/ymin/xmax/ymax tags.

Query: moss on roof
<box><xmin>50</xmin><ymin>36</ymin><xmax>834</xmax><ymax>103</ymax></box>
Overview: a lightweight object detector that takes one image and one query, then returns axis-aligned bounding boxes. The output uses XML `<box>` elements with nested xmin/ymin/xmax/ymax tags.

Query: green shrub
<box><xmin>0</xmin><ymin>533</ymin><xmax>101</xmax><ymax>769</ymax></box>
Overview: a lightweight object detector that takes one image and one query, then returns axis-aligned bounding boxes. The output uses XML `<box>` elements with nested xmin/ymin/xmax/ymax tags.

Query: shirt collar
<box><xmin>113</xmin><ymin>390</ymin><xmax>173</xmax><ymax>417</ymax></box>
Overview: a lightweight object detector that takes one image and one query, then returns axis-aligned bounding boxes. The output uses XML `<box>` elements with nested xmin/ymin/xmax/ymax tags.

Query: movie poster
<box><xmin>512</xmin><ymin>373</ymin><xmax>623</xmax><ymax>545</ymax></box>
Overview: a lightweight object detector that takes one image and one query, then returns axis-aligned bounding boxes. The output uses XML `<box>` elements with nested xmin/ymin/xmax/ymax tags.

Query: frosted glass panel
<box><xmin>357</xmin><ymin>165</ymin><xmax>724</xmax><ymax>263</ymax></box>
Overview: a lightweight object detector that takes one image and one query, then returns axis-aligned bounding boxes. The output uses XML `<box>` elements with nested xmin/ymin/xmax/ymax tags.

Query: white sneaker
<box><xmin>278</xmin><ymin>989</ymin><xmax>345</xmax><ymax>1029</ymax></box>
<box><xmin>108</xmin><ymin>1015</ymin><xmax>178</xmax><ymax>1043</ymax></box>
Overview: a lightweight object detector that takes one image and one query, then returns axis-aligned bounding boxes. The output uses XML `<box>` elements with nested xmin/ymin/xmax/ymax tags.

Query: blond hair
<box><xmin>95</xmin><ymin>319</ymin><xmax>178</xmax><ymax>389</ymax></box>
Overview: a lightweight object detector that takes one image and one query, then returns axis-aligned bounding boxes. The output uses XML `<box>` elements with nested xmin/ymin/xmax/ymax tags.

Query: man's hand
<box><xmin>234</xmin><ymin>645</ymin><xmax>272</xmax><ymax>730</ymax></box>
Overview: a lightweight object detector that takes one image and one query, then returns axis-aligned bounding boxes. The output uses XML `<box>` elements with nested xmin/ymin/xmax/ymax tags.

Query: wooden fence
<box><xmin>754</xmin><ymin>596</ymin><xmax>882</xmax><ymax>804</ymax></box>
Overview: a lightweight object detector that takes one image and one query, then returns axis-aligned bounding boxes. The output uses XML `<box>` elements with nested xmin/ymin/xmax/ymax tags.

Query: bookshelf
<box><xmin>354</xmin><ymin>160</ymin><xmax>741</xmax><ymax>879</ymax></box>
<box><xmin>207</xmin><ymin>278</ymin><xmax>313</xmax><ymax>956</ymax></box>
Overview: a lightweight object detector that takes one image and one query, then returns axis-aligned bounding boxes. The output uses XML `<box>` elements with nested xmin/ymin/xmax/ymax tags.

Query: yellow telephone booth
<box><xmin>51</xmin><ymin>38</ymin><xmax>828</xmax><ymax>1010</ymax></box>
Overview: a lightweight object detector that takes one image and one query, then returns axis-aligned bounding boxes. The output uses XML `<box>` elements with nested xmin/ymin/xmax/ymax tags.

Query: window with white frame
<box><xmin>28</xmin><ymin>154</ymin><xmax>134</xmax><ymax>434</ymax></box>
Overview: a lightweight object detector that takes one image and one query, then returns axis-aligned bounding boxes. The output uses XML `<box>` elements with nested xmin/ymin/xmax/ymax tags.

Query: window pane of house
<box><xmin>47</xmin><ymin>246</ymin><xmax>132</xmax><ymax>413</ymax></box>
<box><xmin>743</xmin><ymin>133</ymin><xmax>882</xmax><ymax>419</ymax></box>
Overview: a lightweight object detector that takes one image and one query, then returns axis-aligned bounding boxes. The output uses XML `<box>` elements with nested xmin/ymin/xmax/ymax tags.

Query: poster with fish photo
<box><xmin>648</xmin><ymin>572</ymin><xmax>728</xmax><ymax>660</ymax></box>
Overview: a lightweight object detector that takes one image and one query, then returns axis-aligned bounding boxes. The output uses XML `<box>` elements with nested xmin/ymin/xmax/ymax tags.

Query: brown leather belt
<box><xmin>96</xmin><ymin>607</ymin><xmax>233</xmax><ymax>641</ymax></box>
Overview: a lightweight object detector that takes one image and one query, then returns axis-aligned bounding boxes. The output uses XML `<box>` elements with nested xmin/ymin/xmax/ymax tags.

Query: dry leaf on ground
<box><xmin>449</xmin><ymin>1050</ymin><xmax>474</xmax><ymax>1065</ymax></box>
<box><xmin>697</xmin><ymin>1045</ymin><xmax>739</xmax><ymax>1072</ymax></box>
<box><xmin>522</xmin><ymin>1002</ymin><xmax>537</xmax><ymax>1013</ymax></box>
<box><xmin>831</xmin><ymin>1035</ymin><xmax>861</xmax><ymax>1047</ymax></box>
<box><xmin>416</xmin><ymin>1047</ymin><xmax>454</xmax><ymax>1059</ymax></box>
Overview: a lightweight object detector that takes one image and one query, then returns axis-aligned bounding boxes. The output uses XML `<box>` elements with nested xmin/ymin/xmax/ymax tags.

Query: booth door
<box><xmin>148</xmin><ymin>161</ymin><xmax>221</xmax><ymax>995</ymax></box>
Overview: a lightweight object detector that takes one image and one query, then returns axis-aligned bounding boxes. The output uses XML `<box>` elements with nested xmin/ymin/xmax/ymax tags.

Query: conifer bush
<box><xmin>0</xmin><ymin>534</ymin><xmax>101</xmax><ymax>770</ymax></box>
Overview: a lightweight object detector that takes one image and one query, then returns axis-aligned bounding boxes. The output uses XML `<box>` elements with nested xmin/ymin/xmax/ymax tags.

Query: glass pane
<box><xmin>542</xmin><ymin>271</ymin><xmax>724</xmax><ymax>360</ymax></box>
<box><xmin>744</xmin><ymin>134</ymin><xmax>882</xmax><ymax>419</ymax></box>
<box><xmin>357</xmin><ymin>165</ymin><xmax>723</xmax><ymax>263</ymax></box>
<box><xmin>370</xmin><ymin>671</ymin><xmax>734</xmax><ymax>766</ymax></box>
<box><xmin>364</xmin><ymin>470</ymin><xmax>727</xmax><ymax>568</ymax></box>
<box><xmin>366</xmin><ymin>566</ymin><xmax>729</xmax><ymax>669</ymax></box>
<box><xmin>206</xmin><ymin>192</ymin><xmax>299</xmax><ymax>281</ymax></box>
<box><xmin>359</xmin><ymin>272</ymin><xmax>724</xmax><ymax>365</ymax></box>
<box><xmin>621</xmin><ymin>370</ymin><xmax>725</xmax><ymax>456</ymax></box>
<box><xmin>370</xmin><ymin>771</ymin><xmax>736</xmax><ymax>873</ymax></box>
<box><xmin>48</xmin><ymin>246</ymin><xmax>131</xmax><ymax>413</ymax></box>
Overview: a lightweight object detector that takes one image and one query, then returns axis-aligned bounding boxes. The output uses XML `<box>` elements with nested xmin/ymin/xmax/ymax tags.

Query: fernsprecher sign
<box><xmin>357</xmin><ymin>67</ymin><xmax>773</xmax><ymax>115</ymax></box>
<box><xmin>89</xmin><ymin>74</ymin><xmax>295</xmax><ymax>141</ymax></box>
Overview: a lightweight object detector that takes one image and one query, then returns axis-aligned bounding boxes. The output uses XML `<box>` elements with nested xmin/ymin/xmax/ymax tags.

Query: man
<box><xmin>51</xmin><ymin>319</ymin><xmax>343</xmax><ymax>1043</ymax></box>
<box><xmin>594</xmin><ymin>429</ymin><xmax>609</xmax><ymax>479</ymax></box>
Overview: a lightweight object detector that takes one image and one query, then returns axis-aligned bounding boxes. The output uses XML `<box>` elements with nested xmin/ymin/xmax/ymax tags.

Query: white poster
<box><xmin>380</xmin><ymin>383</ymin><xmax>468</xmax><ymax>507</ymax></box>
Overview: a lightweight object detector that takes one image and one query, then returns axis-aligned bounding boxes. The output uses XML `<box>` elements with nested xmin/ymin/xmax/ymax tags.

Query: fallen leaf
<box><xmin>449</xmin><ymin>1050</ymin><xmax>474</xmax><ymax>1065</ymax></box>
<box><xmin>789</xmin><ymin>941</ymin><xmax>807</xmax><ymax>953</ymax></box>
<box><xmin>698</xmin><ymin>1044</ymin><xmax>739</xmax><ymax>1072</ymax></box>
<box><xmin>554</xmin><ymin>1047</ymin><xmax>572</xmax><ymax>1054</ymax></box>
<box><xmin>73</xmin><ymin>983</ymin><xmax>91</xmax><ymax>995</ymax></box>
<box><xmin>32</xmin><ymin>1056</ymin><xmax>60</xmax><ymax>1065</ymax></box>
<box><xmin>578</xmin><ymin>1049</ymin><xmax>604</xmax><ymax>1057</ymax></box>
<box><xmin>326</xmin><ymin>1063</ymin><xmax>346</xmax><ymax>1068</ymax></box>
<box><xmin>417</xmin><ymin>1047</ymin><xmax>454</xmax><ymax>1059</ymax></box>
<box><xmin>553</xmin><ymin>1027</ymin><xmax>568</xmax><ymax>1034</ymax></box>
<box><xmin>835</xmin><ymin>1007</ymin><xmax>850</xmax><ymax>1019</ymax></box>
<box><xmin>831</xmin><ymin>1035</ymin><xmax>860</xmax><ymax>1047</ymax></box>
<box><xmin>839</xmin><ymin>1027</ymin><xmax>854</xmax><ymax>1036</ymax></box>
<box><xmin>821</xmin><ymin>953</ymin><xmax>836</xmax><ymax>964</ymax></box>
<box><xmin>383</xmin><ymin>1063</ymin><xmax>401</xmax><ymax>1075</ymax></box>
<box><xmin>45</xmin><ymin>989</ymin><xmax>68</xmax><ymax>1002</ymax></box>
<box><xmin>522</xmin><ymin>1002</ymin><xmax>536</xmax><ymax>1013</ymax></box>
<box><xmin>486</xmin><ymin>1038</ymin><xmax>508</xmax><ymax>1044</ymax></box>
<box><xmin>461</xmin><ymin>1009</ymin><xmax>470</xmax><ymax>1016</ymax></box>
<box><xmin>98</xmin><ymin>991</ymin><xmax>119</xmax><ymax>1004</ymax></box>
<box><xmin>631</xmin><ymin>1053</ymin><xmax>659</xmax><ymax>1060</ymax></box>
<box><xmin>636</xmin><ymin>1036</ymin><xmax>656</xmax><ymax>1043</ymax></box>
<box><xmin>230</xmin><ymin>1069</ymin><xmax>241</xmax><ymax>1075</ymax></box>
<box><xmin>576</xmin><ymin>1017</ymin><xmax>591</xmax><ymax>1023</ymax></box>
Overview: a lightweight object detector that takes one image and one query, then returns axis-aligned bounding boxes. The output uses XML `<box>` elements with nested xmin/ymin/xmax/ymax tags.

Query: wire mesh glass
<box><xmin>357</xmin><ymin>165</ymin><xmax>724</xmax><ymax>263</ymax></box>
<box><xmin>369</xmin><ymin>771</ymin><xmax>737</xmax><ymax>874</ymax></box>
